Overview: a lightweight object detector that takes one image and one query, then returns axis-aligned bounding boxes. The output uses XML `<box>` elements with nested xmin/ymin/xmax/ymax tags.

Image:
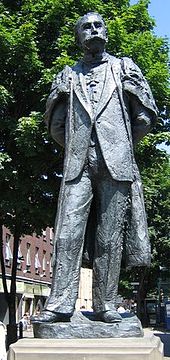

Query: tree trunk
<box><xmin>7</xmin><ymin>220</ymin><xmax>21</xmax><ymax>348</ymax></box>
<box><xmin>0</xmin><ymin>220</ymin><xmax>21</xmax><ymax>348</ymax></box>
<box><xmin>10</xmin><ymin>221</ymin><xmax>20</xmax><ymax>324</ymax></box>
<box><xmin>0</xmin><ymin>223</ymin><xmax>8</xmax><ymax>302</ymax></box>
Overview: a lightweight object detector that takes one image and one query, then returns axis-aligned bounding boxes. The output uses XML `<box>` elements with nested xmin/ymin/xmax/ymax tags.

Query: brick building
<box><xmin>0</xmin><ymin>226</ymin><xmax>92</xmax><ymax>324</ymax></box>
<box><xmin>0</xmin><ymin>226</ymin><xmax>53</xmax><ymax>323</ymax></box>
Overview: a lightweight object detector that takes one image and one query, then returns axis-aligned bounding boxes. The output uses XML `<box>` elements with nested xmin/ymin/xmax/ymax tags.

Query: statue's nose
<box><xmin>91</xmin><ymin>24</ymin><xmax>98</xmax><ymax>34</ymax></box>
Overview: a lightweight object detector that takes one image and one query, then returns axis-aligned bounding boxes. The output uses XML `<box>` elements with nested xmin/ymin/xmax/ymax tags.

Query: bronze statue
<box><xmin>32</xmin><ymin>12</ymin><xmax>157</xmax><ymax>324</ymax></box>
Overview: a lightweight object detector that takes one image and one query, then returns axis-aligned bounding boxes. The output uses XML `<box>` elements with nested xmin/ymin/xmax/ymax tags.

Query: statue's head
<box><xmin>75</xmin><ymin>12</ymin><xmax>108</xmax><ymax>52</ymax></box>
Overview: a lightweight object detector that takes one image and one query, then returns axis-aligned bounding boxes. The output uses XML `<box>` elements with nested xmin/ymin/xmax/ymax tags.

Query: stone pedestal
<box><xmin>7</xmin><ymin>333</ymin><xmax>163</xmax><ymax>360</ymax></box>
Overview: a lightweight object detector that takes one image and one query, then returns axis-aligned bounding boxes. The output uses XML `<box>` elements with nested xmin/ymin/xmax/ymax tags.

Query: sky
<box><xmin>130</xmin><ymin>0</ymin><xmax>170</xmax><ymax>40</ymax></box>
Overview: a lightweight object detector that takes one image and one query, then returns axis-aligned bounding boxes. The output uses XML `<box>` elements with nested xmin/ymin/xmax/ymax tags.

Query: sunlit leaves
<box><xmin>0</xmin><ymin>0</ymin><xmax>169</xmax><ymax>254</ymax></box>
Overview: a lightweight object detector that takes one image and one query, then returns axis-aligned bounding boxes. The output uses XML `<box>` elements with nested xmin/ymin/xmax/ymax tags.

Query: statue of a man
<box><xmin>32</xmin><ymin>12</ymin><xmax>157</xmax><ymax>323</ymax></box>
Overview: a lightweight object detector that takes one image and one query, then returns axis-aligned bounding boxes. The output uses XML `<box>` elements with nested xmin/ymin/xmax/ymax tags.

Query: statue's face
<box><xmin>77</xmin><ymin>13</ymin><xmax>107</xmax><ymax>51</ymax></box>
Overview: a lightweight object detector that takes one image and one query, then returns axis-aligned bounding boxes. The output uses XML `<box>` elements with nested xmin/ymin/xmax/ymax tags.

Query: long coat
<box><xmin>45</xmin><ymin>54</ymin><xmax>158</xmax><ymax>269</ymax></box>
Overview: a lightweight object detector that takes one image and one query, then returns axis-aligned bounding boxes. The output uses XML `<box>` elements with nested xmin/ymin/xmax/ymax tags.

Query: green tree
<box><xmin>0</xmin><ymin>0</ymin><xmax>169</xmax><ymax>339</ymax></box>
<box><xmin>136</xmin><ymin>138</ymin><xmax>170</xmax><ymax>318</ymax></box>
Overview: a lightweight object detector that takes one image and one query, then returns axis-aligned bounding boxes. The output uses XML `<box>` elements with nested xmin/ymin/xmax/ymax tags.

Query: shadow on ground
<box><xmin>154</xmin><ymin>333</ymin><xmax>170</xmax><ymax>357</ymax></box>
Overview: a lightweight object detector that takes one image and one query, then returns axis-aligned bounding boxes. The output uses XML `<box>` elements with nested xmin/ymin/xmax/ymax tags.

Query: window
<box><xmin>42</xmin><ymin>230</ymin><xmax>46</xmax><ymax>242</ymax></box>
<box><xmin>5</xmin><ymin>234</ymin><xmax>13</xmax><ymax>266</ymax></box>
<box><xmin>26</xmin><ymin>243</ymin><xmax>31</xmax><ymax>272</ymax></box>
<box><xmin>49</xmin><ymin>228</ymin><xmax>54</xmax><ymax>244</ymax></box>
<box><xmin>17</xmin><ymin>241</ymin><xmax>24</xmax><ymax>270</ymax></box>
<box><xmin>42</xmin><ymin>251</ymin><xmax>46</xmax><ymax>276</ymax></box>
<box><xmin>50</xmin><ymin>254</ymin><xmax>53</xmax><ymax>278</ymax></box>
<box><xmin>35</xmin><ymin>247</ymin><xmax>41</xmax><ymax>275</ymax></box>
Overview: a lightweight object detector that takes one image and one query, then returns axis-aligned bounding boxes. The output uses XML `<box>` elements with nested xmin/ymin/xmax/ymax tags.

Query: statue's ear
<box><xmin>75</xmin><ymin>24</ymin><xmax>82</xmax><ymax>49</ymax></box>
<box><xmin>105</xmin><ymin>29</ymin><xmax>108</xmax><ymax>43</ymax></box>
<box><xmin>75</xmin><ymin>33</ymin><xmax>79</xmax><ymax>46</ymax></box>
<box><xmin>75</xmin><ymin>34</ymin><xmax>82</xmax><ymax>49</ymax></box>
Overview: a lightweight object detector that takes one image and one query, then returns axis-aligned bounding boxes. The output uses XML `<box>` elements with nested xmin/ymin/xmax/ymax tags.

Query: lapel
<box><xmin>109</xmin><ymin>56</ymin><xmax>122</xmax><ymax>92</ymax></box>
<box><xmin>73</xmin><ymin>63</ymin><xmax>93</xmax><ymax>120</ymax></box>
<box><xmin>95</xmin><ymin>60</ymin><xmax>117</xmax><ymax>118</ymax></box>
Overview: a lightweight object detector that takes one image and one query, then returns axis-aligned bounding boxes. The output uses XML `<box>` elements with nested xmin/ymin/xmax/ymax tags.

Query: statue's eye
<box><xmin>82</xmin><ymin>21</ymin><xmax>103</xmax><ymax>31</ymax></box>
<box><xmin>83</xmin><ymin>23</ymin><xmax>91</xmax><ymax>30</ymax></box>
<box><xmin>94</xmin><ymin>21</ymin><xmax>102</xmax><ymax>28</ymax></box>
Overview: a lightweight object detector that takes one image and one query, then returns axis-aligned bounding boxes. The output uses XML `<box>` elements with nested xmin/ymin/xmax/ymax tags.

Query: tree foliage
<box><xmin>138</xmin><ymin>138</ymin><xmax>170</xmax><ymax>277</ymax></box>
<box><xmin>0</xmin><ymin>0</ymin><xmax>169</xmax><ymax>329</ymax></box>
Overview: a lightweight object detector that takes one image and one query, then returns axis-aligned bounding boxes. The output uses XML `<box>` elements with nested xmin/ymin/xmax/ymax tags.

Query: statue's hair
<box><xmin>75</xmin><ymin>12</ymin><xmax>106</xmax><ymax>45</ymax></box>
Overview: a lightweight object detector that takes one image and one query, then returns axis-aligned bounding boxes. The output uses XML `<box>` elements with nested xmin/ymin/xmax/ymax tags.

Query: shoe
<box><xmin>97</xmin><ymin>310</ymin><xmax>122</xmax><ymax>323</ymax></box>
<box><xmin>30</xmin><ymin>310</ymin><xmax>72</xmax><ymax>323</ymax></box>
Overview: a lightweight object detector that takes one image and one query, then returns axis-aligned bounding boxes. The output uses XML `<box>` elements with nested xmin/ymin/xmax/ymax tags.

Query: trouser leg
<box><xmin>92</xmin><ymin>177</ymin><xmax>130</xmax><ymax>312</ymax></box>
<box><xmin>45</xmin><ymin>171</ymin><xmax>93</xmax><ymax>314</ymax></box>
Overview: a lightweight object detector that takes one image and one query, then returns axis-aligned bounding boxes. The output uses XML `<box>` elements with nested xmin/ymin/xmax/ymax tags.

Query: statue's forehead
<box><xmin>81</xmin><ymin>14</ymin><xmax>103</xmax><ymax>25</ymax></box>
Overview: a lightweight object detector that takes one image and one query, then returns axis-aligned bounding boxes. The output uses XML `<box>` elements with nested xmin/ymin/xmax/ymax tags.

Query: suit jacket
<box><xmin>45</xmin><ymin>54</ymin><xmax>158</xmax><ymax>268</ymax></box>
<box><xmin>45</xmin><ymin>55</ymin><xmax>157</xmax><ymax>181</ymax></box>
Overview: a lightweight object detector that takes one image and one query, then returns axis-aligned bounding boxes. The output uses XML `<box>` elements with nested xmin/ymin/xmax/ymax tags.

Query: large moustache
<box><xmin>83</xmin><ymin>35</ymin><xmax>106</xmax><ymax>49</ymax></box>
<box><xmin>84</xmin><ymin>34</ymin><xmax>106</xmax><ymax>41</ymax></box>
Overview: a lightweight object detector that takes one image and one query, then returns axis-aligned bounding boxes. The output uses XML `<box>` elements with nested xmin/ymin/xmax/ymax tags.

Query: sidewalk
<box><xmin>23</xmin><ymin>326</ymin><xmax>34</xmax><ymax>338</ymax></box>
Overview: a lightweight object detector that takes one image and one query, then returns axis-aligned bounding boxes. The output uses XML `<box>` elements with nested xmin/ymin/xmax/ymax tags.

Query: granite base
<box><xmin>33</xmin><ymin>311</ymin><xmax>144</xmax><ymax>339</ymax></box>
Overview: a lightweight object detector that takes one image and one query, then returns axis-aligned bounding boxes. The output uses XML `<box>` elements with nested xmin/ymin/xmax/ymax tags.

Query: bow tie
<box><xmin>82</xmin><ymin>53</ymin><xmax>108</xmax><ymax>65</ymax></box>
